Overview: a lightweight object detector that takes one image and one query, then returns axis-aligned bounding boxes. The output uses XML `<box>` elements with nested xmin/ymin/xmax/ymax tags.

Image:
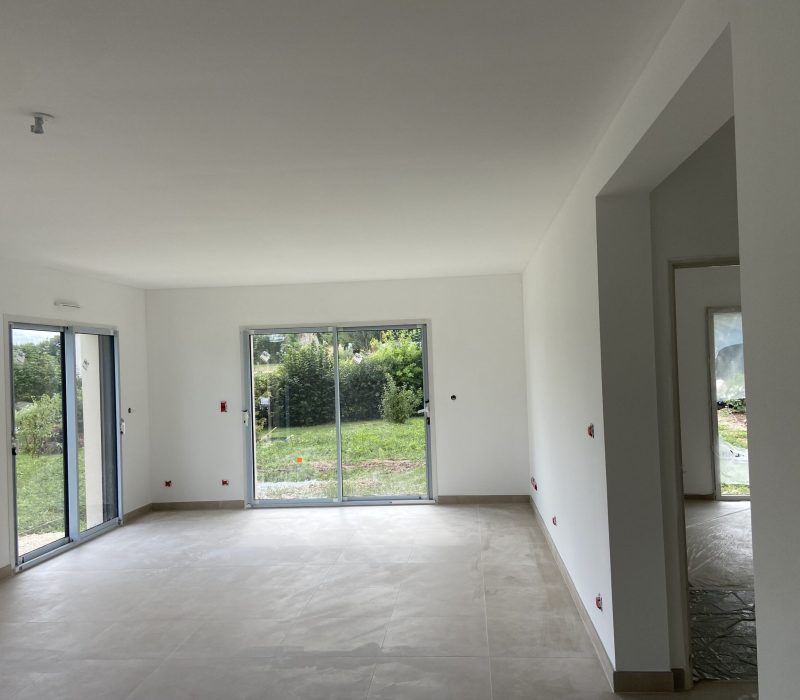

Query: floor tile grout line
<box><xmin>121</xmin><ymin>649</ymin><xmax>173</xmax><ymax>700</ymax></box>
<box><xmin>477</xmin><ymin>505</ymin><xmax>494</xmax><ymax>700</ymax></box>
<box><xmin>365</xmin><ymin>589</ymin><xmax>399</xmax><ymax>699</ymax></box>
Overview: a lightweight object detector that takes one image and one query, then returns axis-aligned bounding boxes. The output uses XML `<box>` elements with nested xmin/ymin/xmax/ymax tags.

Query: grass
<box><xmin>15</xmin><ymin>448</ymin><xmax>92</xmax><ymax>552</ymax></box>
<box><xmin>717</xmin><ymin>408</ymin><xmax>750</xmax><ymax>496</ymax></box>
<box><xmin>255</xmin><ymin>417</ymin><xmax>427</xmax><ymax>499</ymax></box>
<box><xmin>717</xmin><ymin>408</ymin><xmax>748</xmax><ymax>449</ymax></box>
<box><xmin>718</xmin><ymin>424</ymin><xmax>748</xmax><ymax>449</ymax></box>
<box><xmin>15</xmin><ymin>451</ymin><xmax>67</xmax><ymax>540</ymax></box>
<box><xmin>721</xmin><ymin>483</ymin><xmax>750</xmax><ymax>496</ymax></box>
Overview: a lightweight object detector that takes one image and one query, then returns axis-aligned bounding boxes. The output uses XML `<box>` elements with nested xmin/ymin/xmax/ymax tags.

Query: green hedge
<box><xmin>253</xmin><ymin>331</ymin><xmax>424</xmax><ymax>429</ymax></box>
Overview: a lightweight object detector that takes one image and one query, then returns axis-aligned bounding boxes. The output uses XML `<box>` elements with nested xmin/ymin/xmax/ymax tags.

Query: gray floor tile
<box><xmin>382</xmin><ymin>616</ymin><xmax>488</xmax><ymax>656</ymax></box>
<box><xmin>300</xmin><ymin>585</ymin><xmax>398</xmax><ymax>619</ymax></box>
<box><xmin>368</xmin><ymin>657</ymin><xmax>492</xmax><ymax>700</ymax></box>
<box><xmin>0</xmin><ymin>621</ymin><xmax>111</xmax><ymax>662</ymax></box>
<box><xmin>487</xmin><ymin>609</ymin><xmax>594</xmax><ymax>658</ymax></box>
<box><xmin>393</xmin><ymin>580</ymin><xmax>485</xmax><ymax>618</ymax></box>
<box><xmin>482</xmin><ymin>562</ymin><xmax>561</xmax><ymax>589</ymax></box>
<box><xmin>485</xmin><ymin>584</ymin><xmax>573</xmax><ymax>617</ymax></box>
<box><xmin>338</xmin><ymin>546</ymin><xmax>414</xmax><ymax>564</ymax></box>
<box><xmin>283</xmin><ymin>616</ymin><xmax>389</xmax><ymax>655</ymax></box>
<box><xmin>11</xmin><ymin>659</ymin><xmax>161</xmax><ymax>700</ymax></box>
<box><xmin>321</xmin><ymin>563</ymin><xmax>410</xmax><ymax>589</ymax></box>
<box><xmin>171</xmin><ymin>619</ymin><xmax>289</xmax><ymax>658</ymax></box>
<box><xmin>127</xmin><ymin>657</ymin><xmax>375</xmax><ymax>700</ymax></box>
<box><xmin>76</xmin><ymin>620</ymin><xmax>200</xmax><ymax>660</ymax></box>
<box><xmin>491</xmin><ymin>657</ymin><xmax>615</xmax><ymax>699</ymax></box>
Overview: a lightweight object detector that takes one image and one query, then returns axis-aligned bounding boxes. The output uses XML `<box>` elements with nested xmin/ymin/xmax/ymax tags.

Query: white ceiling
<box><xmin>1</xmin><ymin>1</ymin><xmax>682</xmax><ymax>289</ymax></box>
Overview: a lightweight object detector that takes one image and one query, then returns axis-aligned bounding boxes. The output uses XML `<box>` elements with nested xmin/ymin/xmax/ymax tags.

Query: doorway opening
<box><xmin>9</xmin><ymin>323</ymin><xmax>121</xmax><ymax>567</ymax></box>
<box><xmin>244</xmin><ymin>324</ymin><xmax>432</xmax><ymax>505</ymax></box>
<box><xmin>673</xmin><ymin>266</ymin><xmax>756</xmax><ymax>681</ymax></box>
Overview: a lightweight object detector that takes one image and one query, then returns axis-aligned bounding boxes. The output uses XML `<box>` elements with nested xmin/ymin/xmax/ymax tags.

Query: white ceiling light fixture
<box><xmin>30</xmin><ymin>112</ymin><xmax>53</xmax><ymax>134</ymax></box>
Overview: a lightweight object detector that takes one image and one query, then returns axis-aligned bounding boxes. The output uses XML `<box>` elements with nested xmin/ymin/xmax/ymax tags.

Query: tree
<box><xmin>12</xmin><ymin>343</ymin><xmax>62</xmax><ymax>403</ymax></box>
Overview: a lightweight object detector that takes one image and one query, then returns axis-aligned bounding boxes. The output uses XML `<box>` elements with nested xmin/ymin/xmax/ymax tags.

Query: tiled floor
<box><xmin>0</xmin><ymin>504</ymin><xmax>758</xmax><ymax>699</ymax></box>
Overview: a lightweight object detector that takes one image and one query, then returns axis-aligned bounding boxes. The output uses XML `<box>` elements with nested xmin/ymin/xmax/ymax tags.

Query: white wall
<box><xmin>0</xmin><ymin>259</ymin><xmax>151</xmax><ymax>570</ymax></box>
<box><xmin>145</xmin><ymin>274</ymin><xmax>529</xmax><ymax>503</ymax></box>
<box><xmin>732</xmin><ymin>3</ymin><xmax>800</xmax><ymax>697</ymax></box>
<box><xmin>522</xmin><ymin>191</ymin><xmax>616</xmax><ymax>661</ymax></box>
<box><xmin>675</xmin><ymin>266</ymin><xmax>741</xmax><ymax>495</ymax></box>
<box><xmin>596</xmin><ymin>194</ymin><xmax>670</xmax><ymax>672</ymax></box>
<box><xmin>524</xmin><ymin>2</ymin><xmax>800</xmax><ymax>692</ymax></box>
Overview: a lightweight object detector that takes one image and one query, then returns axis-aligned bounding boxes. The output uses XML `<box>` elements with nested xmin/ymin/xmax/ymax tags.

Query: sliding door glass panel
<box><xmin>11</xmin><ymin>328</ymin><xmax>68</xmax><ymax>557</ymax></box>
<box><xmin>76</xmin><ymin>333</ymin><xmax>119</xmax><ymax>531</ymax></box>
<box><xmin>712</xmin><ymin>311</ymin><xmax>749</xmax><ymax>496</ymax></box>
<box><xmin>251</xmin><ymin>331</ymin><xmax>337</xmax><ymax>500</ymax></box>
<box><xmin>338</xmin><ymin>327</ymin><xmax>428</xmax><ymax>498</ymax></box>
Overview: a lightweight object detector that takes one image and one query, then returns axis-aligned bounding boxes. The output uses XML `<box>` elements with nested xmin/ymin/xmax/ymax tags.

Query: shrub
<box><xmin>256</xmin><ymin>341</ymin><xmax>335</xmax><ymax>428</ymax></box>
<box><xmin>252</xmin><ymin>330</ymin><xmax>425</xmax><ymax>428</ymax></box>
<box><xmin>338</xmin><ymin>355</ymin><xmax>387</xmax><ymax>421</ymax></box>
<box><xmin>370</xmin><ymin>330</ymin><xmax>424</xmax><ymax>411</ymax></box>
<box><xmin>724</xmin><ymin>398</ymin><xmax>746</xmax><ymax>413</ymax></box>
<box><xmin>17</xmin><ymin>394</ymin><xmax>62</xmax><ymax>457</ymax></box>
<box><xmin>380</xmin><ymin>376</ymin><xmax>418</xmax><ymax>424</ymax></box>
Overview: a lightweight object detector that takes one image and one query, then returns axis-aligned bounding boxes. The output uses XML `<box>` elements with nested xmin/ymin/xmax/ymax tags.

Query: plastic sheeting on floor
<box><xmin>684</xmin><ymin>501</ymin><xmax>757</xmax><ymax>681</ymax></box>
<box><xmin>690</xmin><ymin>590</ymin><xmax>758</xmax><ymax>681</ymax></box>
<box><xmin>685</xmin><ymin>504</ymin><xmax>753</xmax><ymax>590</ymax></box>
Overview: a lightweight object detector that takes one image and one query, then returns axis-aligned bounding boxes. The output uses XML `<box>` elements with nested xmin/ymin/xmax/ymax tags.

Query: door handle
<box><xmin>417</xmin><ymin>402</ymin><xmax>431</xmax><ymax>424</ymax></box>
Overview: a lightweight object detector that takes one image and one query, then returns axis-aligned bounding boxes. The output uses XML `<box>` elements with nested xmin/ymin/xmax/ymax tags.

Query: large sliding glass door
<box><xmin>247</xmin><ymin>324</ymin><xmax>431</xmax><ymax>504</ymax></box>
<box><xmin>10</xmin><ymin>324</ymin><xmax>121</xmax><ymax>566</ymax></box>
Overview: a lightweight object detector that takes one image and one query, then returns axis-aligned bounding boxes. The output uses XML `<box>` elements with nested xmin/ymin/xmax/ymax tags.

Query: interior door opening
<box><xmin>247</xmin><ymin>324</ymin><xmax>432</xmax><ymax>504</ymax></box>
<box><xmin>673</xmin><ymin>267</ymin><xmax>756</xmax><ymax>683</ymax></box>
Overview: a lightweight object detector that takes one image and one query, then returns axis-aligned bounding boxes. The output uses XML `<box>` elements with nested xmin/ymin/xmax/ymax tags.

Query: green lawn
<box><xmin>717</xmin><ymin>408</ymin><xmax>748</xmax><ymax>449</ymax></box>
<box><xmin>718</xmin><ymin>424</ymin><xmax>748</xmax><ymax>449</ymax></box>
<box><xmin>15</xmin><ymin>449</ymin><xmax>91</xmax><ymax>547</ymax></box>
<box><xmin>255</xmin><ymin>417</ymin><xmax>427</xmax><ymax>499</ymax></box>
<box><xmin>15</xmin><ymin>451</ymin><xmax>66</xmax><ymax>540</ymax></box>
<box><xmin>721</xmin><ymin>483</ymin><xmax>750</xmax><ymax>496</ymax></box>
